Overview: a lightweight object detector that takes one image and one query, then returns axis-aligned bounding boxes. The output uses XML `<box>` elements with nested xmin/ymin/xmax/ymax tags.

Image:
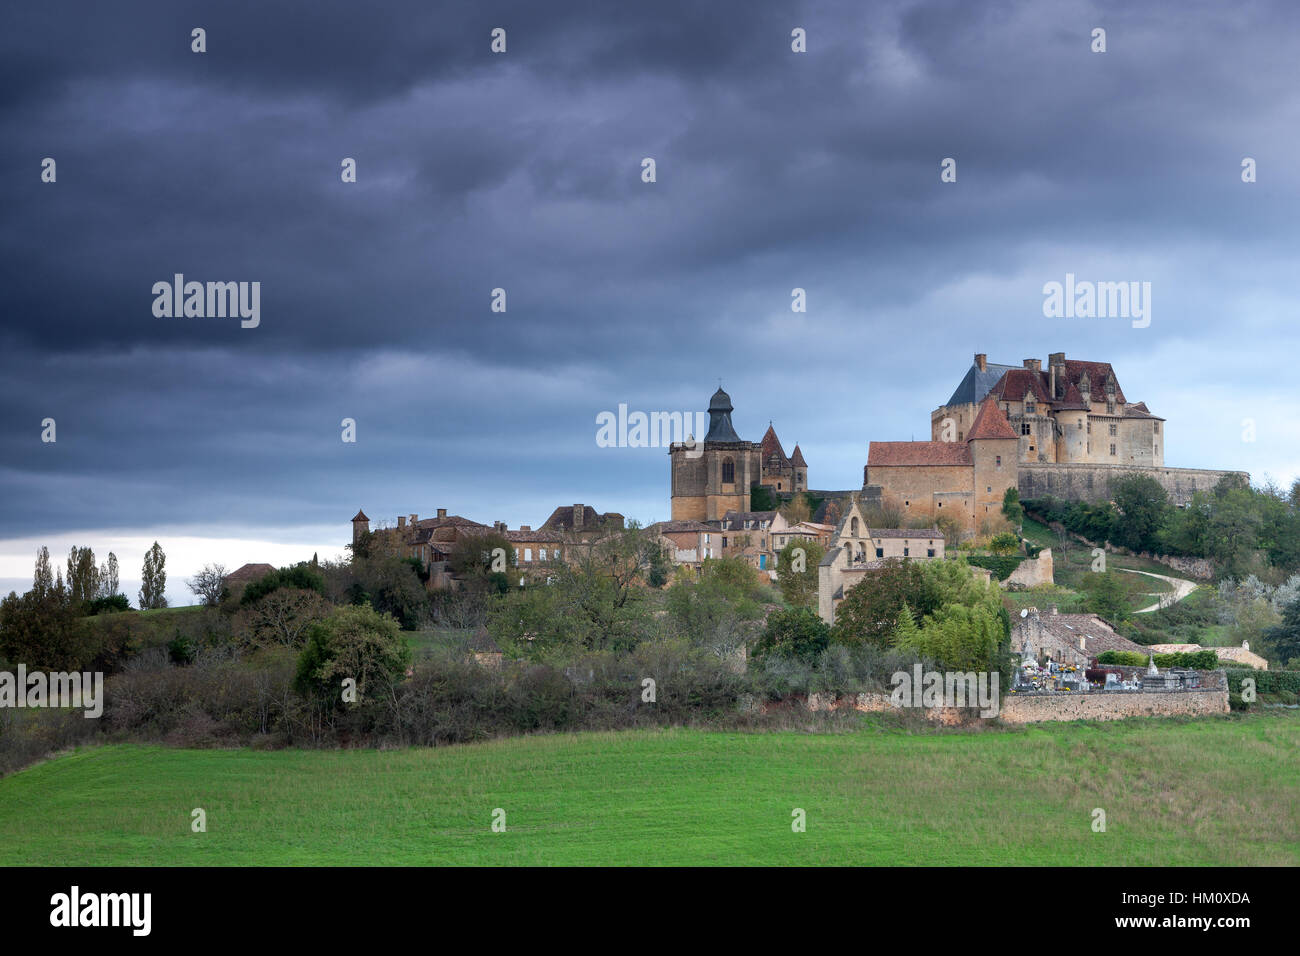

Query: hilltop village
<box><xmin>348</xmin><ymin>350</ymin><xmax>1245</xmax><ymax>628</ymax></box>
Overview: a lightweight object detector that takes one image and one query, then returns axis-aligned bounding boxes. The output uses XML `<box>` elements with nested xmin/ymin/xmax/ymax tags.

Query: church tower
<box><xmin>669</xmin><ymin>387</ymin><xmax>761</xmax><ymax>521</ymax></box>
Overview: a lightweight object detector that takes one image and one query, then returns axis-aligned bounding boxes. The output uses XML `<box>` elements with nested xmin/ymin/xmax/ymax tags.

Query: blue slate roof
<box><xmin>944</xmin><ymin>362</ymin><xmax>1018</xmax><ymax>407</ymax></box>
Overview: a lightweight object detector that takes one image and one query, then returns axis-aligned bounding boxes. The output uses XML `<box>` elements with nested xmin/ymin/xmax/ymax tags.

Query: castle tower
<box><xmin>966</xmin><ymin>398</ymin><xmax>1020</xmax><ymax>530</ymax></box>
<box><xmin>351</xmin><ymin>509</ymin><xmax>370</xmax><ymax>546</ymax></box>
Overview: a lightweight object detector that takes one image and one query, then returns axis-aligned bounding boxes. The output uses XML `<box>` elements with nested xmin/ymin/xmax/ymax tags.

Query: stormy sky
<box><xmin>2</xmin><ymin>0</ymin><xmax>1298</xmax><ymax>603</ymax></box>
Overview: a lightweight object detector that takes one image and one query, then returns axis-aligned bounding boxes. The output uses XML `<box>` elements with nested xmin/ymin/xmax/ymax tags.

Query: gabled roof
<box><xmin>223</xmin><ymin>563</ymin><xmax>276</xmax><ymax>585</ymax></box>
<box><xmin>868</xmin><ymin>441</ymin><xmax>972</xmax><ymax>466</ymax></box>
<box><xmin>966</xmin><ymin>397</ymin><xmax>1019</xmax><ymax>441</ymax></box>
<box><xmin>541</xmin><ymin>504</ymin><xmax>622</xmax><ymax>531</ymax></box>
<box><xmin>988</xmin><ymin>368</ymin><xmax>1052</xmax><ymax>404</ymax></box>
<box><xmin>1059</xmin><ymin>359</ymin><xmax>1126</xmax><ymax>404</ymax></box>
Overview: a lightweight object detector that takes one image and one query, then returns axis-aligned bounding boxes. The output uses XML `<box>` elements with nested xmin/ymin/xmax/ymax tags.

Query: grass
<box><xmin>1</xmin><ymin>714</ymin><xmax>1296</xmax><ymax>866</ymax></box>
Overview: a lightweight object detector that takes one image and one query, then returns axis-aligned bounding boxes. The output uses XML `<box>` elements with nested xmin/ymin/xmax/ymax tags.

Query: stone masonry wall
<box><xmin>1018</xmin><ymin>463</ymin><xmax>1247</xmax><ymax>507</ymax></box>
<box><xmin>802</xmin><ymin>688</ymin><xmax>1229</xmax><ymax>724</ymax></box>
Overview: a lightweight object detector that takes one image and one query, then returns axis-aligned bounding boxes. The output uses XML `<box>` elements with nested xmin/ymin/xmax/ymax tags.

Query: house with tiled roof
<box><xmin>222</xmin><ymin>562</ymin><xmax>276</xmax><ymax>601</ymax></box>
<box><xmin>816</xmin><ymin>495</ymin><xmax>947</xmax><ymax>624</ymax></box>
<box><xmin>1012</xmin><ymin>607</ymin><xmax>1150</xmax><ymax>668</ymax></box>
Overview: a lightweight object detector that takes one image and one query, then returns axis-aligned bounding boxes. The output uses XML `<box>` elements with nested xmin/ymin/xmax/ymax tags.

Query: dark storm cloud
<box><xmin>1</xmin><ymin>0</ymin><xmax>1298</xmax><ymax>543</ymax></box>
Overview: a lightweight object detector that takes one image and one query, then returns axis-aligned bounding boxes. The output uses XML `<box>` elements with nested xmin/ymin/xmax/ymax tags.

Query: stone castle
<box><xmin>671</xmin><ymin>350</ymin><xmax>1246</xmax><ymax>541</ymax></box>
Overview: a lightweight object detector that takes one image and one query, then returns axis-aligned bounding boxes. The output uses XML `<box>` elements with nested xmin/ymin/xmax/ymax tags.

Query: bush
<box><xmin>965</xmin><ymin>555</ymin><xmax>1023</xmax><ymax>581</ymax></box>
<box><xmin>753</xmin><ymin>607</ymin><xmax>829</xmax><ymax>662</ymax></box>
<box><xmin>294</xmin><ymin>604</ymin><xmax>412</xmax><ymax>702</ymax></box>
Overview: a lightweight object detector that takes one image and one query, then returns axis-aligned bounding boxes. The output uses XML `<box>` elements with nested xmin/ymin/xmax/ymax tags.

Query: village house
<box><xmin>816</xmin><ymin>496</ymin><xmax>946</xmax><ymax>625</ymax></box>
<box><xmin>1011</xmin><ymin>606</ymin><xmax>1149</xmax><ymax>668</ymax></box>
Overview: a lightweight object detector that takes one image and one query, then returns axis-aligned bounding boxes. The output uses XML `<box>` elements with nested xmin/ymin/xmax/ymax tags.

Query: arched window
<box><xmin>722</xmin><ymin>458</ymin><xmax>735</xmax><ymax>483</ymax></box>
<box><xmin>850</xmin><ymin>517</ymin><xmax>859</xmax><ymax>536</ymax></box>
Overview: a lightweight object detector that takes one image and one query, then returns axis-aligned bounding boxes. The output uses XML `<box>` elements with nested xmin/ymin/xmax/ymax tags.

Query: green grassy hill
<box><xmin>1</xmin><ymin>714</ymin><xmax>1296</xmax><ymax>865</ymax></box>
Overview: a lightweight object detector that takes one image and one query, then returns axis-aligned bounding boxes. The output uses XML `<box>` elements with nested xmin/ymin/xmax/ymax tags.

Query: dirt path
<box><xmin>1118</xmin><ymin>568</ymin><xmax>1198</xmax><ymax>613</ymax></box>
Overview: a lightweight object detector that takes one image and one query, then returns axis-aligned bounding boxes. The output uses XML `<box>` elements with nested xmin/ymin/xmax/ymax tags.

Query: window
<box><xmin>927</xmin><ymin>548</ymin><xmax>935</xmax><ymax>557</ymax></box>
<box><xmin>524</xmin><ymin>548</ymin><xmax>533</xmax><ymax>562</ymax></box>
<box><xmin>1154</xmin><ymin>422</ymin><xmax>1160</xmax><ymax>434</ymax></box>
<box><xmin>1078</xmin><ymin>421</ymin><xmax>1084</xmax><ymax>430</ymax></box>
<box><xmin>704</xmin><ymin>534</ymin><xmax>711</xmax><ymax>544</ymax></box>
<box><xmin>851</xmin><ymin>517</ymin><xmax>859</xmax><ymax>535</ymax></box>
<box><xmin>722</xmin><ymin>459</ymin><xmax>735</xmax><ymax>483</ymax></box>
<box><xmin>1108</xmin><ymin>424</ymin><xmax>1117</xmax><ymax>437</ymax></box>
<box><xmin>875</xmin><ymin>548</ymin><xmax>884</xmax><ymax>558</ymax></box>
<box><xmin>1087</xmin><ymin>422</ymin><xmax>1092</xmax><ymax>434</ymax></box>
<box><xmin>1020</xmin><ymin>423</ymin><xmax>1031</xmax><ymax>435</ymax></box>
<box><xmin>903</xmin><ymin>548</ymin><xmax>910</xmax><ymax>557</ymax></box>
<box><xmin>539</xmin><ymin>548</ymin><xmax>547</xmax><ymax>561</ymax></box>
<box><xmin>1026</xmin><ymin>401</ymin><xmax>1036</xmax><ymax>414</ymax></box>
<box><xmin>904</xmin><ymin>500</ymin><xmax>910</xmax><ymax>507</ymax></box>
<box><xmin>987</xmin><ymin>486</ymin><xmax>992</xmax><ymax>493</ymax></box>
<box><xmin>722</xmin><ymin>537</ymin><xmax>728</xmax><ymax>548</ymax></box>
<box><xmin>996</xmin><ymin>455</ymin><xmax>1002</xmax><ymax>468</ymax></box>
<box><xmin>1109</xmin><ymin>444</ymin><xmax>1117</xmax><ymax>456</ymax></box>
<box><xmin>777</xmin><ymin>483</ymin><xmax>782</xmax><ymax>490</ymax></box>
<box><xmin>937</xmin><ymin>501</ymin><xmax>942</xmax><ymax>507</ymax></box>
<box><xmin>1107</xmin><ymin>401</ymin><xmax>1115</xmax><ymax>415</ymax></box>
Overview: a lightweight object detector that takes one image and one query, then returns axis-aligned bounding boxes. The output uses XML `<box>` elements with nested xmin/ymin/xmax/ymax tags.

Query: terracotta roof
<box><xmin>760</xmin><ymin>424</ymin><xmax>787</xmax><ymax>462</ymax></box>
<box><xmin>541</xmin><ymin>504</ymin><xmax>622</xmax><ymax>531</ymax></box>
<box><xmin>1051</xmin><ymin>382</ymin><xmax>1090</xmax><ymax>411</ymax></box>
<box><xmin>1060</xmin><ymin>359</ymin><xmax>1126</xmax><ymax>404</ymax></box>
<box><xmin>790</xmin><ymin>444</ymin><xmax>806</xmax><ymax>467</ymax></box>
<box><xmin>966</xmin><ymin>397</ymin><xmax>1019</xmax><ymax>441</ymax></box>
<box><xmin>989</xmin><ymin>368</ymin><xmax>1052</xmax><ymax>404</ymax></box>
<box><xmin>223</xmin><ymin>563</ymin><xmax>275</xmax><ymax>585</ymax></box>
<box><xmin>1042</xmin><ymin>614</ymin><xmax>1147</xmax><ymax>656</ymax></box>
<box><xmin>648</xmin><ymin>520</ymin><xmax>716</xmax><ymax>534</ymax></box>
<box><xmin>412</xmin><ymin>515</ymin><xmax>488</xmax><ymax>531</ymax></box>
<box><xmin>351</xmin><ymin>510</ymin><xmax>369</xmax><ymax>522</ymax></box>
<box><xmin>504</xmin><ymin>529</ymin><xmax>566</xmax><ymax>543</ymax></box>
<box><xmin>868</xmin><ymin>441</ymin><xmax>972</xmax><ymax>466</ymax></box>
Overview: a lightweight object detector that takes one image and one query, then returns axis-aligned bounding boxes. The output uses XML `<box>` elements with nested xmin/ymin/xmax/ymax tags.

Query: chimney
<box><xmin>1024</xmin><ymin>358</ymin><xmax>1041</xmax><ymax>373</ymax></box>
<box><xmin>573</xmin><ymin>504</ymin><xmax>584</xmax><ymax>529</ymax></box>
<box><xmin>409</xmin><ymin>514</ymin><xmax>418</xmax><ymax>526</ymax></box>
<box><xmin>1079</xmin><ymin>636</ymin><xmax>1087</xmax><ymax>651</ymax></box>
<box><xmin>974</xmin><ymin>352</ymin><xmax>987</xmax><ymax>372</ymax></box>
<box><xmin>437</xmin><ymin>508</ymin><xmax>447</xmax><ymax>519</ymax></box>
<box><xmin>494</xmin><ymin>520</ymin><xmax>505</xmax><ymax>533</ymax></box>
<box><xmin>520</xmin><ymin>525</ymin><xmax>531</xmax><ymax>533</ymax></box>
<box><xmin>397</xmin><ymin>516</ymin><xmax>406</xmax><ymax>528</ymax></box>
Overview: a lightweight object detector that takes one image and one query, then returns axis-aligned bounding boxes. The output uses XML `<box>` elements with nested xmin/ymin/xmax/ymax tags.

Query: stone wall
<box><xmin>1018</xmin><ymin>463</ymin><xmax>1247</xmax><ymax>507</ymax></box>
<box><xmin>800</xmin><ymin>687</ymin><xmax>1229</xmax><ymax>724</ymax></box>
<box><xmin>998</xmin><ymin>689</ymin><xmax>1229</xmax><ymax>723</ymax></box>
<box><xmin>1003</xmin><ymin>548</ymin><xmax>1053</xmax><ymax>588</ymax></box>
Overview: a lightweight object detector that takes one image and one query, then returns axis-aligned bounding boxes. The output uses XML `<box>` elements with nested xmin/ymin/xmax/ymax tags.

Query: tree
<box><xmin>98</xmin><ymin>552</ymin><xmax>120</xmax><ymax>599</ymax></box>
<box><xmin>294</xmin><ymin>604</ymin><xmax>412</xmax><ymax>701</ymax></box>
<box><xmin>33</xmin><ymin>546</ymin><xmax>53</xmax><ymax>598</ymax></box>
<box><xmin>831</xmin><ymin>559</ymin><xmax>934</xmax><ymax>648</ymax></box>
<box><xmin>1081</xmin><ymin>569</ymin><xmax>1129</xmax><ymax>625</ymax></box>
<box><xmin>988</xmin><ymin>532</ymin><xmax>1019</xmax><ymax>556</ymax></box>
<box><xmin>753</xmin><ymin>606</ymin><xmax>829</xmax><ymax>662</ymax></box>
<box><xmin>779</xmin><ymin>494</ymin><xmax>812</xmax><ymax>525</ymax></box>
<box><xmin>235</xmin><ymin>587</ymin><xmax>330</xmax><ymax>649</ymax></box>
<box><xmin>1265</xmin><ymin>597</ymin><xmax>1300</xmax><ymax>669</ymax></box>
<box><xmin>777</xmin><ymin>538</ymin><xmax>824</xmax><ymax>609</ymax></box>
<box><xmin>1001</xmin><ymin>487</ymin><xmax>1024</xmax><ymax>531</ymax></box>
<box><xmin>139</xmin><ymin>541</ymin><xmax>168</xmax><ymax>609</ymax></box>
<box><xmin>1111</xmin><ymin>473</ymin><xmax>1170</xmax><ymax>553</ymax></box>
<box><xmin>187</xmin><ymin>563</ymin><xmax>228</xmax><ymax>607</ymax></box>
<box><xmin>66</xmin><ymin>546</ymin><xmax>99</xmax><ymax>607</ymax></box>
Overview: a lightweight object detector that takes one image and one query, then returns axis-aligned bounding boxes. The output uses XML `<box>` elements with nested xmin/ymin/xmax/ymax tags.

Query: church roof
<box><xmin>760</xmin><ymin>424</ymin><xmax>787</xmax><ymax>461</ymax></box>
<box><xmin>967</xmin><ymin>397</ymin><xmax>1019</xmax><ymax>441</ymax></box>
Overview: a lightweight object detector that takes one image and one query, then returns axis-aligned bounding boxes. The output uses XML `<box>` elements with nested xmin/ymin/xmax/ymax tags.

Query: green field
<box><xmin>1</xmin><ymin>713</ymin><xmax>1297</xmax><ymax>866</ymax></box>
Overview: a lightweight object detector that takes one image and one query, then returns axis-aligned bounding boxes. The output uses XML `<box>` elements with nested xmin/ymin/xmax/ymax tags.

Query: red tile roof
<box><xmin>790</xmin><ymin>444</ymin><xmax>806</xmax><ymax>467</ymax></box>
<box><xmin>760</xmin><ymin>424</ymin><xmax>787</xmax><ymax>461</ymax></box>
<box><xmin>989</xmin><ymin>368</ymin><xmax>1052</xmax><ymax>404</ymax></box>
<box><xmin>966</xmin><ymin>397</ymin><xmax>1019</xmax><ymax>441</ymax></box>
<box><xmin>868</xmin><ymin>441</ymin><xmax>972</xmax><ymax>466</ymax></box>
<box><xmin>351</xmin><ymin>510</ymin><xmax>369</xmax><ymax>522</ymax></box>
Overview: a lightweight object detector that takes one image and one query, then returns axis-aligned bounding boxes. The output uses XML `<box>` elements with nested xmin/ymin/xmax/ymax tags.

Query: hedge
<box><xmin>965</xmin><ymin>555</ymin><xmax>1024</xmax><ymax>581</ymax></box>
<box><xmin>1095</xmin><ymin>649</ymin><xmax>1220</xmax><ymax>669</ymax></box>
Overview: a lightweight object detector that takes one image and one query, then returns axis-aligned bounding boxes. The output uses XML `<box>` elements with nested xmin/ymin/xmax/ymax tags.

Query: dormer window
<box><xmin>1026</xmin><ymin>401</ymin><xmax>1036</xmax><ymax>414</ymax></box>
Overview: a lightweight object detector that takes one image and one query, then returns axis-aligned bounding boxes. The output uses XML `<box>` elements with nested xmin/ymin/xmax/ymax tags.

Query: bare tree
<box><xmin>186</xmin><ymin>563</ymin><xmax>228</xmax><ymax>607</ymax></box>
